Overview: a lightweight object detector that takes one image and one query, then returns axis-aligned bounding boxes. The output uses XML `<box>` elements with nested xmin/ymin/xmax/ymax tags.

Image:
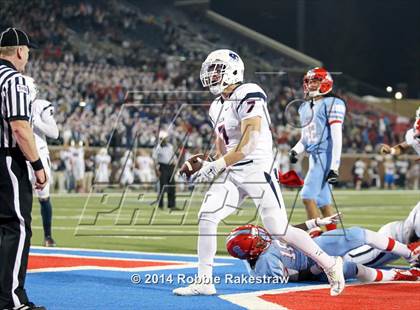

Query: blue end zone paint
<box><xmin>26</xmin><ymin>247</ymin><xmax>322</xmax><ymax>310</ymax></box>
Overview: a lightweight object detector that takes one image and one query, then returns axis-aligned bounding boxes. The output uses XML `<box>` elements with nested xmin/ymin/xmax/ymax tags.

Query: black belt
<box><xmin>159</xmin><ymin>163</ymin><xmax>174</xmax><ymax>166</ymax></box>
<box><xmin>0</xmin><ymin>148</ymin><xmax>24</xmax><ymax>157</ymax></box>
<box><xmin>233</xmin><ymin>160</ymin><xmax>253</xmax><ymax>167</ymax></box>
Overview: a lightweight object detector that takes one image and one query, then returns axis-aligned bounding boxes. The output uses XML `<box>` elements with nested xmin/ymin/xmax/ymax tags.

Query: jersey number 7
<box><xmin>246</xmin><ymin>100</ymin><xmax>256</xmax><ymax>113</ymax></box>
<box><xmin>218</xmin><ymin>124</ymin><xmax>229</xmax><ymax>145</ymax></box>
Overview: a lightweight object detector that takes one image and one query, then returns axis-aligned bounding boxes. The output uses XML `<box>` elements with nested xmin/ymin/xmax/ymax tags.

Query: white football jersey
<box><xmin>379</xmin><ymin>202</ymin><xmax>420</xmax><ymax>244</ymax></box>
<box><xmin>95</xmin><ymin>154</ymin><xmax>111</xmax><ymax>172</ymax></box>
<box><xmin>208</xmin><ymin>83</ymin><xmax>273</xmax><ymax>164</ymax></box>
<box><xmin>136</xmin><ymin>155</ymin><xmax>153</xmax><ymax>171</ymax></box>
<box><xmin>32</xmin><ymin>99</ymin><xmax>57</xmax><ymax>153</ymax></box>
<box><xmin>405</xmin><ymin>128</ymin><xmax>420</xmax><ymax>155</ymax></box>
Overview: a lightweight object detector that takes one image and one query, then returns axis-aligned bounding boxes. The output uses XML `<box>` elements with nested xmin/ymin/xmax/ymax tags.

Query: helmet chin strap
<box><xmin>210</xmin><ymin>81</ymin><xmax>230</xmax><ymax>96</ymax></box>
<box><xmin>209</xmin><ymin>84</ymin><xmax>223</xmax><ymax>95</ymax></box>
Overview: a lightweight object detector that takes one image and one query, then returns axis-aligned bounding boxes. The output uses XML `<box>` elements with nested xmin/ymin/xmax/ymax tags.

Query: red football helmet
<box><xmin>226</xmin><ymin>224</ymin><xmax>272</xmax><ymax>260</ymax></box>
<box><xmin>303</xmin><ymin>67</ymin><xmax>333</xmax><ymax>98</ymax></box>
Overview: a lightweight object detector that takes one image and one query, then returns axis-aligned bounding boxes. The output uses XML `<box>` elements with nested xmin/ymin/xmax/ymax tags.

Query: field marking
<box><xmin>27</xmin><ymin>252</ymin><xmax>229</xmax><ymax>273</ymax></box>
<box><xmin>30</xmin><ymin>245</ymin><xmax>237</xmax><ymax>260</ymax></box>
<box><xmin>30</xmin><ymin>213</ymin><xmax>408</xmax><ymax>221</ymax></box>
<box><xmin>219</xmin><ymin>281</ymin><xmax>420</xmax><ymax>310</ymax></box>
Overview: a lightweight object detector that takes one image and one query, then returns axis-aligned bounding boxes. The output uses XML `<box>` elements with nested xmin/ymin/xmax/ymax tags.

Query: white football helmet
<box><xmin>200</xmin><ymin>49</ymin><xmax>244</xmax><ymax>95</ymax></box>
<box><xmin>416</xmin><ymin>106</ymin><xmax>420</xmax><ymax>120</ymax></box>
<box><xmin>24</xmin><ymin>75</ymin><xmax>37</xmax><ymax>102</ymax></box>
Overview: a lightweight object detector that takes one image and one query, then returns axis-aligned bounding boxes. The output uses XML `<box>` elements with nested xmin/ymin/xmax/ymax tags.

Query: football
<box><xmin>179</xmin><ymin>153</ymin><xmax>209</xmax><ymax>178</ymax></box>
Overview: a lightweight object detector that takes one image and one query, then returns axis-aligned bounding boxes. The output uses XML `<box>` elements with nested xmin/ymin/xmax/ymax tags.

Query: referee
<box><xmin>152</xmin><ymin>131</ymin><xmax>178</xmax><ymax>210</ymax></box>
<box><xmin>0</xmin><ymin>28</ymin><xmax>47</xmax><ymax>310</ymax></box>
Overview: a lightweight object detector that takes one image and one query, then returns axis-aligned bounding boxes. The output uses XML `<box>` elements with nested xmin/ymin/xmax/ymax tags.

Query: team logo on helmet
<box><xmin>229</xmin><ymin>52</ymin><xmax>239</xmax><ymax>61</ymax></box>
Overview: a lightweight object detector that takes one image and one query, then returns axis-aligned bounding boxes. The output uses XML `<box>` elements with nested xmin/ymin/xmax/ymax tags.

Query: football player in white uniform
<box><xmin>26</xmin><ymin>77</ymin><xmax>59</xmax><ymax>247</ymax></box>
<box><xmin>344</xmin><ymin>202</ymin><xmax>420</xmax><ymax>267</ymax></box>
<box><xmin>173</xmin><ymin>49</ymin><xmax>345</xmax><ymax>297</ymax></box>
<box><xmin>380</xmin><ymin>106</ymin><xmax>420</xmax><ymax>157</ymax></box>
<box><xmin>119</xmin><ymin>150</ymin><xmax>134</xmax><ymax>186</ymax></box>
<box><xmin>135</xmin><ymin>149</ymin><xmax>154</xmax><ymax>185</ymax></box>
<box><xmin>95</xmin><ymin>148</ymin><xmax>111</xmax><ymax>183</ymax></box>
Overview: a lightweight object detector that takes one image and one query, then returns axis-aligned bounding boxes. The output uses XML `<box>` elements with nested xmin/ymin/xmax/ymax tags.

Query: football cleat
<box><xmin>44</xmin><ymin>237</ymin><xmax>56</xmax><ymax>247</ymax></box>
<box><xmin>393</xmin><ymin>269</ymin><xmax>419</xmax><ymax>281</ymax></box>
<box><xmin>407</xmin><ymin>241</ymin><xmax>420</xmax><ymax>267</ymax></box>
<box><xmin>323</xmin><ymin>256</ymin><xmax>345</xmax><ymax>296</ymax></box>
<box><xmin>173</xmin><ymin>283</ymin><xmax>216</xmax><ymax>296</ymax></box>
<box><xmin>11</xmin><ymin>302</ymin><xmax>46</xmax><ymax>310</ymax></box>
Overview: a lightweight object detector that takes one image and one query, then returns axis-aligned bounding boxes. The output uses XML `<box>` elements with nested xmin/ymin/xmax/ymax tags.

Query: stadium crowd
<box><xmin>1</xmin><ymin>0</ymin><xmax>418</xmax><ymax>192</ymax></box>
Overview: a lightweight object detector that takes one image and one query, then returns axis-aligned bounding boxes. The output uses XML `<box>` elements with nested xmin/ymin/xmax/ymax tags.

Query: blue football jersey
<box><xmin>299</xmin><ymin>96</ymin><xmax>346</xmax><ymax>154</ymax></box>
<box><xmin>249</xmin><ymin>240</ymin><xmax>309</xmax><ymax>280</ymax></box>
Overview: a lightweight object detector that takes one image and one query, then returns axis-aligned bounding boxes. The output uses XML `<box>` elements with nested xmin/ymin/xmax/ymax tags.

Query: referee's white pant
<box><xmin>0</xmin><ymin>149</ymin><xmax>33</xmax><ymax>308</ymax></box>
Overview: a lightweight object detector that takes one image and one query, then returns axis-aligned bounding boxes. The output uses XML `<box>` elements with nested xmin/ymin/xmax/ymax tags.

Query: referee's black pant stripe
<box><xmin>6</xmin><ymin>157</ymin><xmax>26</xmax><ymax>307</ymax></box>
<box><xmin>4</xmin><ymin>156</ymin><xmax>31</xmax><ymax>307</ymax></box>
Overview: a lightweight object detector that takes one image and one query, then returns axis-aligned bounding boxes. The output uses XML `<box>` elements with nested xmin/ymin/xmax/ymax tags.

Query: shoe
<box><xmin>12</xmin><ymin>302</ymin><xmax>46</xmax><ymax>309</ymax></box>
<box><xmin>408</xmin><ymin>241</ymin><xmax>420</xmax><ymax>267</ymax></box>
<box><xmin>324</xmin><ymin>256</ymin><xmax>345</xmax><ymax>296</ymax></box>
<box><xmin>43</xmin><ymin>237</ymin><xmax>56</xmax><ymax>247</ymax></box>
<box><xmin>173</xmin><ymin>283</ymin><xmax>216</xmax><ymax>296</ymax></box>
<box><xmin>169</xmin><ymin>207</ymin><xmax>183</xmax><ymax>211</ymax></box>
<box><xmin>393</xmin><ymin>269</ymin><xmax>419</xmax><ymax>281</ymax></box>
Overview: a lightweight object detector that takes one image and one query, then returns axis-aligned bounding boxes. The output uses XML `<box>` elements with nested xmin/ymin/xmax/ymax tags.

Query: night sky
<box><xmin>211</xmin><ymin>0</ymin><xmax>420</xmax><ymax>98</ymax></box>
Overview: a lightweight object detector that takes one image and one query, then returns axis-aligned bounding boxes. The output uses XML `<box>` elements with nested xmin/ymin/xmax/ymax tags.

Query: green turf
<box><xmin>31</xmin><ymin>189</ymin><xmax>418</xmax><ymax>265</ymax></box>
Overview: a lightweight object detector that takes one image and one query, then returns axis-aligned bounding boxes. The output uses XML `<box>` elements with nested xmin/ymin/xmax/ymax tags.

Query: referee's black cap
<box><xmin>0</xmin><ymin>27</ymin><xmax>37</xmax><ymax>48</ymax></box>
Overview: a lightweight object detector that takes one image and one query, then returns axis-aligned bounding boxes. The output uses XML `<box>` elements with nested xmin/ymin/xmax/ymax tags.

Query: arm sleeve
<box><xmin>34</xmin><ymin>107</ymin><xmax>59</xmax><ymax>139</ymax></box>
<box><xmin>236</xmin><ymin>92</ymin><xmax>267</xmax><ymax>121</ymax></box>
<box><xmin>327</xmin><ymin>98</ymin><xmax>346</xmax><ymax>125</ymax></box>
<box><xmin>4</xmin><ymin>75</ymin><xmax>32</xmax><ymax>121</ymax></box>
<box><xmin>330</xmin><ymin>122</ymin><xmax>343</xmax><ymax>171</ymax></box>
<box><xmin>405</xmin><ymin>129</ymin><xmax>414</xmax><ymax>146</ymax></box>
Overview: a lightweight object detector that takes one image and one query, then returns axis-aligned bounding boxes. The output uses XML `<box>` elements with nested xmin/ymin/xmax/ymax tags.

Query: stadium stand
<box><xmin>1</xmin><ymin>0</ymin><xmax>418</xmax><ymax>189</ymax></box>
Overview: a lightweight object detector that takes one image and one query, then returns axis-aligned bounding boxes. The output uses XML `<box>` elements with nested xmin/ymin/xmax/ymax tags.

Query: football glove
<box><xmin>326</xmin><ymin>169</ymin><xmax>339</xmax><ymax>184</ymax></box>
<box><xmin>379</xmin><ymin>144</ymin><xmax>392</xmax><ymax>155</ymax></box>
<box><xmin>305</xmin><ymin>212</ymin><xmax>342</xmax><ymax>230</ymax></box>
<box><xmin>289</xmin><ymin>150</ymin><xmax>298</xmax><ymax>164</ymax></box>
<box><xmin>193</xmin><ymin>158</ymin><xmax>226</xmax><ymax>183</ymax></box>
<box><xmin>316</xmin><ymin>212</ymin><xmax>342</xmax><ymax>226</ymax></box>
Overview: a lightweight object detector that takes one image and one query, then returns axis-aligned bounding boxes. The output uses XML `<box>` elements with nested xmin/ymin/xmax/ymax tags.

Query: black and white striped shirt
<box><xmin>0</xmin><ymin>59</ymin><xmax>32</xmax><ymax>149</ymax></box>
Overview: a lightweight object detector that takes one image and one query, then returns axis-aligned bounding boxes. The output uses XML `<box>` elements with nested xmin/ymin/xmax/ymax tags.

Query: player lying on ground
<box><xmin>289</xmin><ymin>68</ymin><xmax>346</xmax><ymax>237</ymax></box>
<box><xmin>173</xmin><ymin>49</ymin><xmax>345</xmax><ymax>297</ymax></box>
<box><xmin>227</xmin><ymin>223</ymin><xmax>420</xmax><ymax>283</ymax></box>
<box><xmin>380</xmin><ymin>106</ymin><xmax>420</xmax><ymax>158</ymax></box>
<box><xmin>345</xmin><ymin>202</ymin><xmax>420</xmax><ymax>268</ymax></box>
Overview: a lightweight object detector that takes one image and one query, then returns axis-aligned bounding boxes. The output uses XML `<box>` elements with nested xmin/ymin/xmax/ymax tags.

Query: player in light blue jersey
<box><xmin>289</xmin><ymin>68</ymin><xmax>346</xmax><ymax>235</ymax></box>
<box><xmin>227</xmin><ymin>224</ymin><xmax>420</xmax><ymax>284</ymax></box>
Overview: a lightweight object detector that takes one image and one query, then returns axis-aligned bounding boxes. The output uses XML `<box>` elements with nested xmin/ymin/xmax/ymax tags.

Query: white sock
<box><xmin>281</xmin><ymin>225</ymin><xmax>335</xmax><ymax>269</ymax></box>
<box><xmin>198</xmin><ymin>219</ymin><xmax>218</xmax><ymax>281</ymax></box>
<box><xmin>364</xmin><ymin>229</ymin><xmax>411</xmax><ymax>258</ymax></box>
<box><xmin>356</xmin><ymin>264</ymin><xmax>395</xmax><ymax>282</ymax></box>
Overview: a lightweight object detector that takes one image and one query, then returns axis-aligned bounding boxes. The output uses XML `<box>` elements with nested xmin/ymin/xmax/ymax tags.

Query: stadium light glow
<box><xmin>386</xmin><ymin>86</ymin><xmax>393</xmax><ymax>93</ymax></box>
<box><xmin>394</xmin><ymin>92</ymin><xmax>403</xmax><ymax>100</ymax></box>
